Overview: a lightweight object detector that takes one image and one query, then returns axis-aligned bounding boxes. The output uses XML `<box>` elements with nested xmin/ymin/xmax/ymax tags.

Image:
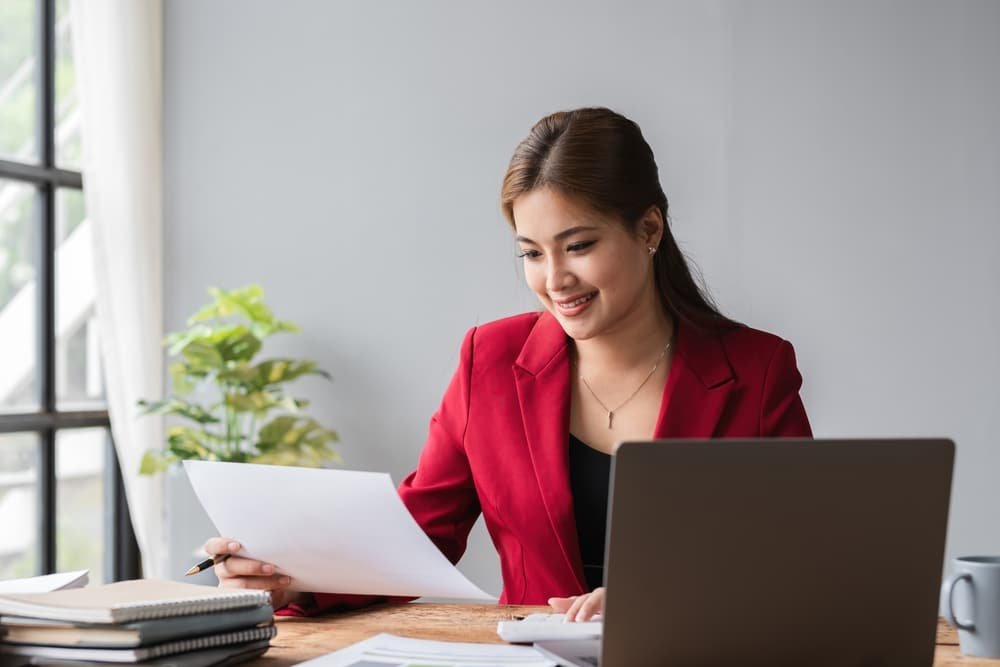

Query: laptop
<box><xmin>534</xmin><ymin>438</ymin><xmax>954</xmax><ymax>666</ymax></box>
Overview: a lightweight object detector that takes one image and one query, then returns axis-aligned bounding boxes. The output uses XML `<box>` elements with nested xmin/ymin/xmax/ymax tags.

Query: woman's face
<box><xmin>512</xmin><ymin>187</ymin><xmax>661</xmax><ymax>341</ymax></box>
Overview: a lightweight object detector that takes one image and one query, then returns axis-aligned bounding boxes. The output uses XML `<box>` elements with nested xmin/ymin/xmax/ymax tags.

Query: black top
<box><xmin>568</xmin><ymin>433</ymin><xmax>612</xmax><ymax>591</ymax></box>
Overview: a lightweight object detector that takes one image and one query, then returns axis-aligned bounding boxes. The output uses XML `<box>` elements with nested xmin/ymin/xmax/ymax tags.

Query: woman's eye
<box><xmin>567</xmin><ymin>240</ymin><xmax>595</xmax><ymax>253</ymax></box>
<box><xmin>517</xmin><ymin>249</ymin><xmax>541</xmax><ymax>259</ymax></box>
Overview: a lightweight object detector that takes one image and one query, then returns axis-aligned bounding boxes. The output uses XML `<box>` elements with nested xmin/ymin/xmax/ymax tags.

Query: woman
<box><xmin>205</xmin><ymin>107</ymin><xmax>812</xmax><ymax>622</ymax></box>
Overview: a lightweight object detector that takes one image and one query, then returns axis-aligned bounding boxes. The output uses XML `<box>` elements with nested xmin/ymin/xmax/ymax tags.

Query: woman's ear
<box><xmin>639</xmin><ymin>205</ymin><xmax>664</xmax><ymax>248</ymax></box>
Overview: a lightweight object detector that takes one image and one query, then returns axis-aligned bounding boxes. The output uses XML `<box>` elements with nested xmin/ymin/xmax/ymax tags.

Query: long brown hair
<box><xmin>500</xmin><ymin>107</ymin><xmax>738</xmax><ymax>333</ymax></box>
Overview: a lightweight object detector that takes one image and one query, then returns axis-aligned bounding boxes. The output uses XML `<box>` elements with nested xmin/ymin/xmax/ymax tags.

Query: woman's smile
<box><xmin>552</xmin><ymin>291</ymin><xmax>598</xmax><ymax>316</ymax></box>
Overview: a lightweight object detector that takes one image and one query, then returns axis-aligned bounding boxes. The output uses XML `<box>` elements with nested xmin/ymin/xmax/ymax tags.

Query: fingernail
<box><xmin>262</xmin><ymin>564</ymin><xmax>274</xmax><ymax>574</ymax></box>
<box><xmin>228</xmin><ymin>541</ymin><xmax>240</xmax><ymax>552</ymax></box>
<box><xmin>279</xmin><ymin>576</ymin><xmax>290</xmax><ymax>585</ymax></box>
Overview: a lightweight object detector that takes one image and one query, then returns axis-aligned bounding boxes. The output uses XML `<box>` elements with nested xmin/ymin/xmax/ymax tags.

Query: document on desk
<box><xmin>184</xmin><ymin>461</ymin><xmax>493</xmax><ymax>600</ymax></box>
<box><xmin>0</xmin><ymin>570</ymin><xmax>89</xmax><ymax>594</ymax></box>
<box><xmin>294</xmin><ymin>632</ymin><xmax>555</xmax><ymax>667</ymax></box>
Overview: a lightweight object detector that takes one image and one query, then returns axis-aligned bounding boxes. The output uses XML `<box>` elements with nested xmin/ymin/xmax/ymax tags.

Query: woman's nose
<box><xmin>545</xmin><ymin>259</ymin><xmax>574</xmax><ymax>293</ymax></box>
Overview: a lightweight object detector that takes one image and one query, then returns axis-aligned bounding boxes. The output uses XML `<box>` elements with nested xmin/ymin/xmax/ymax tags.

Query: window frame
<box><xmin>0</xmin><ymin>0</ymin><xmax>140</xmax><ymax>582</ymax></box>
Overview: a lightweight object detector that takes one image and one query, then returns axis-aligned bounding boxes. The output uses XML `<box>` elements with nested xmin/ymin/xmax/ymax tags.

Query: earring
<box><xmin>647</xmin><ymin>246</ymin><xmax>656</xmax><ymax>256</ymax></box>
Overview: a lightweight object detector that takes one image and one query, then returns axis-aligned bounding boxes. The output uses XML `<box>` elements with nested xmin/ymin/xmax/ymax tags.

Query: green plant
<box><xmin>138</xmin><ymin>285</ymin><xmax>340</xmax><ymax>474</ymax></box>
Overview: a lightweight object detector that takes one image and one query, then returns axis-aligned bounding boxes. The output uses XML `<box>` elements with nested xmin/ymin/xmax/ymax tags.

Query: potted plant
<box><xmin>138</xmin><ymin>284</ymin><xmax>340</xmax><ymax>473</ymax></box>
<box><xmin>137</xmin><ymin>285</ymin><xmax>340</xmax><ymax>580</ymax></box>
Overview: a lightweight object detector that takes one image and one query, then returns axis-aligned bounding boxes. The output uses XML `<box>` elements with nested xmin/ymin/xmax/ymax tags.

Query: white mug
<box><xmin>941</xmin><ymin>556</ymin><xmax>1000</xmax><ymax>658</ymax></box>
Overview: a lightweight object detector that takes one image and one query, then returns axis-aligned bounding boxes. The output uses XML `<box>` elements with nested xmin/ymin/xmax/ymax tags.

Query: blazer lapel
<box><xmin>513</xmin><ymin>312</ymin><xmax>586</xmax><ymax>590</ymax></box>
<box><xmin>655</xmin><ymin>322</ymin><xmax>737</xmax><ymax>438</ymax></box>
<box><xmin>511</xmin><ymin>316</ymin><xmax>737</xmax><ymax>590</ymax></box>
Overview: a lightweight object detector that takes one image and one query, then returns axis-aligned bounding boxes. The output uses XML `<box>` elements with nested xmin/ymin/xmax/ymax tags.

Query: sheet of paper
<box><xmin>0</xmin><ymin>570</ymin><xmax>89</xmax><ymax>594</ymax></box>
<box><xmin>294</xmin><ymin>632</ymin><xmax>555</xmax><ymax>667</ymax></box>
<box><xmin>184</xmin><ymin>461</ymin><xmax>493</xmax><ymax>600</ymax></box>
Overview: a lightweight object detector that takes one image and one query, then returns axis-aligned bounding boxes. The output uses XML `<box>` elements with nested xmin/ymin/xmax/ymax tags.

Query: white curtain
<box><xmin>69</xmin><ymin>0</ymin><xmax>166</xmax><ymax>578</ymax></box>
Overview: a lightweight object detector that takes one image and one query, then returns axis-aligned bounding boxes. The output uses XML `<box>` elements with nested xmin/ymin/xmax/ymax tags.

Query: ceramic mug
<box><xmin>942</xmin><ymin>556</ymin><xmax>1000</xmax><ymax>658</ymax></box>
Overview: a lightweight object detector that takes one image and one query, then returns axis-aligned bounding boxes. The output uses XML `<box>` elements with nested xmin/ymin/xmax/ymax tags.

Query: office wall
<box><xmin>163</xmin><ymin>1</ymin><xmax>1000</xmax><ymax>595</ymax></box>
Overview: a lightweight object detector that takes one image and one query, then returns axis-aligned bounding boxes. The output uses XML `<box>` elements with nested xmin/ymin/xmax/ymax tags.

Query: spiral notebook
<box><xmin>0</xmin><ymin>604</ymin><xmax>275</xmax><ymax>648</ymax></box>
<box><xmin>4</xmin><ymin>638</ymin><xmax>272</xmax><ymax>667</ymax></box>
<box><xmin>0</xmin><ymin>624</ymin><xmax>276</xmax><ymax>663</ymax></box>
<box><xmin>0</xmin><ymin>580</ymin><xmax>271</xmax><ymax>624</ymax></box>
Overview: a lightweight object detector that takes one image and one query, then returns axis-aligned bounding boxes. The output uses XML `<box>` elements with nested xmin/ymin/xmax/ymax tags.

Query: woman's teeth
<box><xmin>558</xmin><ymin>292</ymin><xmax>596</xmax><ymax>309</ymax></box>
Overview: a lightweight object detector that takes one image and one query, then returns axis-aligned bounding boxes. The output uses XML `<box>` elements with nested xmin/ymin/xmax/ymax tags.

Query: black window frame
<box><xmin>0</xmin><ymin>0</ymin><xmax>140</xmax><ymax>582</ymax></box>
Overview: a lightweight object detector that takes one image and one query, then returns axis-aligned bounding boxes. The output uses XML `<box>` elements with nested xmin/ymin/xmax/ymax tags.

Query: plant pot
<box><xmin>164</xmin><ymin>464</ymin><xmax>220</xmax><ymax>585</ymax></box>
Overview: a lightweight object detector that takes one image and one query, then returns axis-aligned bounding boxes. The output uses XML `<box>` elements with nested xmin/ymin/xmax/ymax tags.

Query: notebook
<box><xmin>0</xmin><ymin>623</ymin><xmax>276</xmax><ymax>663</ymax></box>
<box><xmin>0</xmin><ymin>638</ymin><xmax>271</xmax><ymax>667</ymax></box>
<box><xmin>0</xmin><ymin>580</ymin><xmax>270</xmax><ymax>624</ymax></box>
<box><xmin>534</xmin><ymin>439</ymin><xmax>954</xmax><ymax>666</ymax></box>
<box><xmin>0</xmin><ymin>604</ymin><xmax>274</xmax><ymax>648</ymax></box>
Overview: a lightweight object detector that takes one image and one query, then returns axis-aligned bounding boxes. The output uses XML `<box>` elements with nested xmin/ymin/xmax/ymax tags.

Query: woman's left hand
<box><xmin>548</xmin><ymin>587</ymin><xmax>605</xmax><ymax>622</ymax></box>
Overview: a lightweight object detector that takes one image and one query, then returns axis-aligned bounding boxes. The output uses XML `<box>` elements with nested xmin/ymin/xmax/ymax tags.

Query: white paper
<box><xmin>294</xmin><ymin>632</ymin><xmax>555</xmax><ymax>667</ymax></box>
<box><xmin>184</xmin><ymin>461</ymin><xmax>493</xmax><ymax>600</ymax></box>
<box><xmin>0</xmin><ymin>570</ymin><xmax>89</xmax><ymax>594</ymax></box>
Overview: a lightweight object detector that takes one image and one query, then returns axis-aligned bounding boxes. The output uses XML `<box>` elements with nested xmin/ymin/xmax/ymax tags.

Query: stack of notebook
<box><xmin>0</xmin><ymin>579</ymin><xmax>274</xmax><ymax>666</ymax></box>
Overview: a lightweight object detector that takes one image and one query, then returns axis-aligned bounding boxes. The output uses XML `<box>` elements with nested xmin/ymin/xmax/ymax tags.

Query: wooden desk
<box><xmin>255</xmin><ymin>603</ymin><xmax>997</xmax><ymax>666</ymax></box>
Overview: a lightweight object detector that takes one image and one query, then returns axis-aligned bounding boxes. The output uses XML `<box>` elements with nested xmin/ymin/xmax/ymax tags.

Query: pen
<box><xmin>185</xmin><ymin>553</ymin><xmax>230</xmax><ymax>576</ymax></box>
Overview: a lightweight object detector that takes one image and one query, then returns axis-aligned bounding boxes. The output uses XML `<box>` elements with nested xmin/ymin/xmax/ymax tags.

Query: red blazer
<box><xmin>300</xmin><ymin>311</ymin><xmax>811</xmax><ymax>614</ymax></box>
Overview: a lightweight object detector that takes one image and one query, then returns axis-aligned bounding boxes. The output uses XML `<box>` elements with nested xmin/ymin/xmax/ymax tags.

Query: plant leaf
<box><xmin>187</xmin><ymin>285</ymin><xmax>294</xmax><ymax>340</ymax></box>
<box><xmin>139</xmin><ymin>449</ymin><xmax>176</xmax><ymax>475</ymax></box>
<box><xmin>215</xmin><ymin>361</ymin><xmax>257</xmax><ymax>385</ymax></box>
<box><xmin>216</xmin><ymin>359</ymin><xmax>330</xmax><ymax>391</ymax></box>
<box><xmin>225</xmin><ymin>391</ymin><xmax>282</xmax><ymax>415</ymax></box>
<box><xmin>168</xmin><ymin>324</ymin><xmax>262</xmax><ymax>366</ymax></box>
<box><xmin>188</xmin><ymin>285</ymin><xmax>265</xmax><ymax>323</ymax></box>
<box><xmin>137</xmin><ymin>398</ymin><xmax>221</xmax><ymax>424</ymax></box>
<box><xmin>251</xmin><ymin>319</ymin><xmax>300</xmax><ymax>339</ymax></box>
<box><xmin>255</xmin><ymin>415</ymin><xmax>299</xmax><ymax>449</ymax></box>
<box><xmin>253</xmin><ymin>416</ymin><xmax>339</xmax><ymax>467</ymax></box>
<box><xmin>169</xmin><ymin>362</ymin><xmax>197</xmax><ymax>396</ymax></box>
<box><xmin>166</xmin><ymin>426</ymin><xmax>218</xmax><ymax>459</ymax></box>
<box><xmin>215</xmin><ymin>330</ymin><xmax>262</xmax><ymax>363</ymax></box>
<box><xmin>180</xmin><ymin>340</ymin><xmax>225</xmax><ymax>371</ymax></box>
<box><xmin>256</xmin><ymin>359</ymin><xmax>327</xmax><ymax>384</ymax></box>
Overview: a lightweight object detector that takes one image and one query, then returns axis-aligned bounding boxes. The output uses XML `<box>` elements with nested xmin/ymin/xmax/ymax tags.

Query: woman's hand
<box><xmin>202</xmin><ymin>537</ymin><xmax>304</xmax><ymax>611</ymax></box>
<box><xmin>548</xmin><ymin>587</ymin><xmax>605</xmax><ymax>622</ymax></box>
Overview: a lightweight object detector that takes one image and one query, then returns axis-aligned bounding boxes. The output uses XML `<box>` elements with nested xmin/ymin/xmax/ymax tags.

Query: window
<box><xmin>0</xmin><ymin>0</ymin><xmax>139</xmax><ymax>583</ymax></box>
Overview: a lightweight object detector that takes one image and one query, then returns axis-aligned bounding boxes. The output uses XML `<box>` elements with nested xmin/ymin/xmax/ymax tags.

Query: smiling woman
<box><xmin>502</xmin><ymin>108</ymin><xmax>736</xmax><ymax>336</ymax></box>
<box><xmin>207</xmin><ymin>107</ymin><xmax>812</xmax><ymax>623</ymax></box>
<box><xmin>512</xmin><ymin>188</ymin><xmax>668</xmax><ymax>345</ymax></box>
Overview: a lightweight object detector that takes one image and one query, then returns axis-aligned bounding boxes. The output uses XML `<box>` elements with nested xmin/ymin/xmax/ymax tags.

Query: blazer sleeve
<box><xmin>760</xmin><ymin>339</ymin><xmax>813</xmax><ymax>437</ymax></box>
<box><xmin>280</xmin><ymin>327</ymin><xmax>481</xmax><ymax>617</ymax></box>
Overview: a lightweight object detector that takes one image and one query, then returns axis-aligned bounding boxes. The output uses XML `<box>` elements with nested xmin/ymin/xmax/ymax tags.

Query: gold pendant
<box><xmin>607</xmin><ymin>411</ymin><xmax>614</xmax><ymax>429</ymax></box>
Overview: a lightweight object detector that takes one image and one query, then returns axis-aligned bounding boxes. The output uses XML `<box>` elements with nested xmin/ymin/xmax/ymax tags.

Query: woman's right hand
<box><xmin>548</xmin><ymin>587</ymin><xmax>606</xmax><ymax>622</ymax></box>
<box><xmin>202</xmin><ymin>537</ymin><xmax>303</xmax><ymax>611</ymax></box>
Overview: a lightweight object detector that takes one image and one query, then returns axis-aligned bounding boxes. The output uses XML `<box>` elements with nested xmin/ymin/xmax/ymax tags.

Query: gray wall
<box><xmin>164</xmin><ymin>0</ymin><xmax>1000</xmax><ymax>596</ymax></box>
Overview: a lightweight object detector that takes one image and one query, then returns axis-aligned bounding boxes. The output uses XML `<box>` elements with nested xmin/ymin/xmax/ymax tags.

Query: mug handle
<box><xmin>942</xmin><ymin>572</ymin><xmax>975</xmax><ymax>631</ymax></box>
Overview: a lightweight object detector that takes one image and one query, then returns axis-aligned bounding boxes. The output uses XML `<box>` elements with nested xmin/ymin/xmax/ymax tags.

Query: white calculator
<box><xmin>496</xmin><ymin>613</ymin><xmax>603</xmax><ymax>643</ymax></box>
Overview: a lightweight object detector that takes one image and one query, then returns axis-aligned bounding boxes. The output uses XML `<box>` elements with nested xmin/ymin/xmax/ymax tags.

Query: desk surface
<box><xmin>254</xmin><ymin>603</ymin><xmax>993</xmax><ymax>666</ymax></box>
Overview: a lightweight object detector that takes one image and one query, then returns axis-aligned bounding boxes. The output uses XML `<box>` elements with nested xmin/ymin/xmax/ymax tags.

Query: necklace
<box><xmin>577</xmin><ymin>340</ymin><xmax>672</xmax><ymax>429</ymax></box>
